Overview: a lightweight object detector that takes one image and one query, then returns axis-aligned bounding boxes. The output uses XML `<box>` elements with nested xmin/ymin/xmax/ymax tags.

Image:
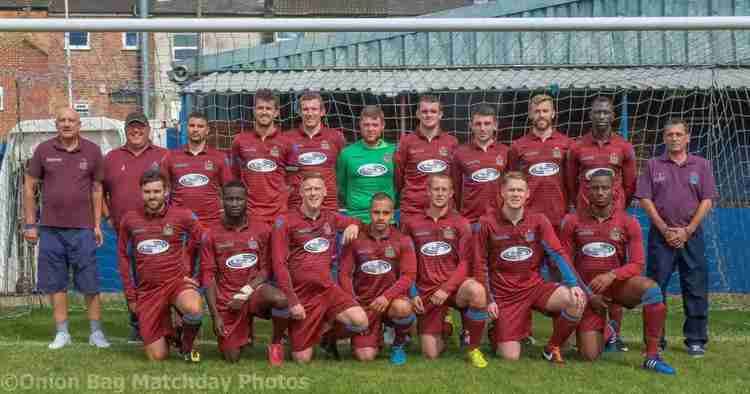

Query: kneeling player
<box><xmin>559</xmin><ymin>170</ymin><xmax>675</xmax><ymax>374</ymax></box>
<box><xmin>338</xmin><ymin>193</ymin><xmax>417</xmax><ymax>365</ymax></box>
<box><xmin>474</xmin><ymin>172</ymin><xmax>587</xmax><ymax>363</ymax></box>
<box><xmin>201</xmin><ymin>181</ymin><xmax>289</xmax><ymax>365</ymax></box>
<box><xmin>271</xmin><ymin>172</ymin><xmax>369</xmax><ymax>363</ymax></box>
<box><xmin>403</xmin><ymin>174</ymin><xmax>489</xmax><ymax>368</ymax></box>
<box><xmin>117</xmin><ymin>170</ymin><xmax>204</xmax><ymax>362</ymax></box>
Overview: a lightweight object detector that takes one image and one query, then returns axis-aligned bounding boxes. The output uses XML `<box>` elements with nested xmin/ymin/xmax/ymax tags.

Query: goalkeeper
<box><xmin>336</xmin><ymin>105</ymin><xmax>397</xmax><ymax>222</ymax></box>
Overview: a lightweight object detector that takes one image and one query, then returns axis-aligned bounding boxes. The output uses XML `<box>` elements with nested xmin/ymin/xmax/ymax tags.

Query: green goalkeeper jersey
<box><xmin>336</xmin><ymin>139</ymin><xmax>396</xmax><ymax>223</ymax></box>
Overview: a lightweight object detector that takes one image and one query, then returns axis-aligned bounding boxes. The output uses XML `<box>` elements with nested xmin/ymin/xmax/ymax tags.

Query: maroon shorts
<box><xmin>491</xmin><ymin>281</ymin><xmax>560</xmax><ymax>343</ymax></box>
<box><xmin>216</xmin><ymin>290</ymin><xmax>270</xmax><ymax>353</ymax></box>
<box><xmin>578</xmin><ymin>280</ymin><xmax>628</xmax><ymax>333</ymax></box>
<box><xmin>136</xmin><ymin>279</ymin><xmax>198</xmax><ymax>346</ymax></box>
<box><xmin>289</xmin><ymin>286</ymin><xmax>358</xmax><ymax>352</ymax></box>
<box><xmin>417</xmin><ymin>292</ymin><xmax>459</xmax><ymax>336</ymax></box>
<box><xmin>351</xmin><ymin>297</ymin><xmax>410</xmax><ymax>350</ymax></box>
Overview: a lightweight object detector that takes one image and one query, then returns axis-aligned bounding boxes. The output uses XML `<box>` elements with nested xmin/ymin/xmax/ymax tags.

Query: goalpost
<box><xmin>0</xmin><ymin>13</ymin><xmax>749</xmax><ymax>310</ymax></box>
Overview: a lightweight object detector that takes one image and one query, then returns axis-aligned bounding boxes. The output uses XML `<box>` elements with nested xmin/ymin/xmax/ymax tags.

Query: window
<box><xmin>73</xmin><ymin>102</ymin><xmax>90</xmax><ymax>117</ymax></box>
<box><xmin>65</xmin><ymin>32</ymin><xmax>90</xmax><ymax>49</ymax></box>
<box><xmin>274</xmin><ymin>32</ymin><xmax>303</xmax><ymax>42</ymax></box>
<box><xmin>123</xmin><ymin>32</ymin><xmax>138</xmax><ymax>50</ymax></box>
<box><xmin>172</xmin><ymin>33</ymin><xmax>198</xmax><ymax>62</ymax></box>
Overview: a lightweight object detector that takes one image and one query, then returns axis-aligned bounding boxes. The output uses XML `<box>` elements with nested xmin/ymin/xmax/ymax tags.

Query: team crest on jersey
<box><xmin>79</xmin><ymin>160</ymin><xmax>88</xmax><ymax>170</ymax></box>
<box><xmin>609</xmin><ymin>152</ymin><xmax>620</xmax><ymax>165</ymax></box>
<box><xmin>496</xmin><ymin>155</ymin><xmax>505</xmax><ymax>166</ymax></box>
<box><xmin>321</xmin><ymin>140</ymin><xmax>330</xmax><ymax>150</ymax></box>
<box><xmin>610</xmin><ymin>228</ymin><xmax>622</xmax><ymax>241</ymax></box>
<box><xmin>205</xmin><ymin>160</ymin><xmax>214</xmax><ymax>171</ymax></box>
<box><xmin>270</xmin><ymin>146</ymin><xmax>280</xmax><ymax>157</ymax></box>
<box><xmin>323</xmin><ymin>222</ymin><xmax>332</xmax><ymax>235</ymax></box>
<box><xmin>525</xmin><ymin>230</ymin><xmax>535</xmax><ymax>242</ymax></box>
<box><xmin>654</xmin><ymin>172</ymin><xmax>666</xmax><ymax>183</ymax></box>
<box><xmin>163</xmin><ymin>224</ymin><xmax>174</xmax><ymax>236</ymax></box>
<box><xmin>443</xmin><ymin>227</ymin><xmax>455</xmax><ymax>240</ymax></box>
<box><xmin>383</xmin><ymin>153</ymin><xmax>393</xmax><ymax>163</ymax></box>
<box><xmin>384</xmin><ymin>245</ymin><xmax>396</xmax><ymax>258</ymax></box>
<box><xmin>552</xmin><ymin>147</ymin><xmax>562</xmax><ymax>159</ymax></box>
<box><xmin>689</xmin><ymin>172</ymin><xmax>700</xmax><ymax>185</ymax></box>
<box><xmin>248</xmin><ymin>240</ymin><xmax>258</xmax><ymax>249</ymax></box>
<box><xmin>439</xmin><ymin>147</ymin><xmax>449</xmax><ymax>157</ymax></box>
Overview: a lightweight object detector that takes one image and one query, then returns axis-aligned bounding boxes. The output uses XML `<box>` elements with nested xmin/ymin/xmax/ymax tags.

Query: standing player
<box><xmin>336</xmin><ymin>105</ymin><xmax>397</xmax><ymax>222</ymax></box>
<box><xmin>201</xmin><ymin>181</ymin><xmax>289</xmax><ymax>365</ymax></box>
<box><xmin>403</xmin><ymin>174</ymin><xmax>489</xmax><ymax>368</ymax></box>
<box><xmin>160</xmin><ymin>112</ymin><xmax>233</xmax><ymax>228</ymax></box>
<box><xmin>474</xmin><ymin>172</ymin><xmax>586</xmax><ymax>363</ymax></box>
<box><xmin>102</xmin><ymin>111</ymin><xmax>168</xmax><ymax>344</ymax></box>
<box><xmin>559</xmin><ymin>170</ymin><xmax>675</xmax><ymax>374</ymax></box>
<box><xmin>271</xmin><ymin>172</ymin><xmax>368</xmax><ymax>363</ymax></box>
<box><xmin>117</xmin><ymin>170</ymin><xmax>204</xmax><ymax>361</ymax></box>
<box><xmin>231</xmin><ymin>89</ymin><xmax>291</xmax><ymax>223</ymax></box>
<box><xmin>508</xmin><ymin>94</ymin><xmax>572</xmax><ymax>232</ymax></box>
<box><xmin>566</xmin><ymin>96</ymin><xmax>637</xmax><ymax>351</ymax></box>
<box><xmin>286</xmin><ymin>92</ymin><xmax>347</xmax><ymax>211</ymax></box>
<box><xmin>395</xmin><ymin>96</ymin><xmax>459</xmax><ymax>226</ymax></box>
<box><xmin>452</xmin><ymin>104</ymin><xmax>509</xmax><ymax>224</ymax></box>
<box><xmin>338</xmin><ymin>193</ymin><xmax>417</xmax><ymax>365</ymax></box>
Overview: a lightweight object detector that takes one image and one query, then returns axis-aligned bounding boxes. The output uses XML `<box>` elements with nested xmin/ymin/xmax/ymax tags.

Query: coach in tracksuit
<box><xmin>635</xmin><ymin>118</ymin><xmax>717</xmax><ymax>358</ymax></box>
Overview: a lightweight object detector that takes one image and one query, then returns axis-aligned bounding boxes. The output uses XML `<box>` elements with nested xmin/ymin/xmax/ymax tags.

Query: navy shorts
<box><xmin>37</xmin><ymin>227</ymin><xmax>99</xmax><ymax>294</ymax></box>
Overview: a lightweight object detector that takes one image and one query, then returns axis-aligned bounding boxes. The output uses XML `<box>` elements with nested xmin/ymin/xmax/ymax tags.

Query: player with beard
<box><xmin>403</xmin><ymin>174</ymin><xmax>489</xmax><ymax>368</ymax></box>
<box><xmin>271</xmin><ymin>172</ymin><xmax>368</xmax><ymax>363</ymax></box>
<box><xmin>117</xmin><ymin>170</ymin><xmax>204</xmax><ymax>362</ymax></box>
<box><xmin>231</xmin><ymin>89</ymin><xmax>291</xmax><ymax>223</ymax></box>
<box><xmin>451</xmin><ymin>105</ymin><xmax>509</xmax><ymax>224</ymax></box>
<box><xmin>338</xmin><ymin>193</ymin><xmax>417</xmax><ymax>365</ymax></box>
<box><xmin>285</xmin><ymin>92</ymin><xmax>347</xmax><ymax>211</ymax></box>
<box><xmin>202</xmin><ymin>181</ymin><xmax>289</xmax><ymax>365</ymax></box>
<box><xmin>395</xmin><ymin>96</ymin><xmax>459</xmax><ymax>227</ymax></box>
<box><xmin>566</xmin><ymin>96</ymin><xmax>637</xmax><ymax>351</ymax></box>
<box><xmin>160</xmin><ymin>112</ymin><xmax>233</xmax><ymax>228</ymax></box>
<box><xmin>559</xmin><ymin>170</ymin><xmax>675</xmax><ymax>374</ymax></box>
<box><xmin>474</xmin><ymin>172</ymin><xmax>587</xmax><ymax>363</ymax></box>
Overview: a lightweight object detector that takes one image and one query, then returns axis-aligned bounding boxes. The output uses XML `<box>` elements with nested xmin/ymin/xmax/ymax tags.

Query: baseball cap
<box><xmin>125</xmin><ymin>112</ymin><xmax>148</xmax><ymax>127</ymax></box>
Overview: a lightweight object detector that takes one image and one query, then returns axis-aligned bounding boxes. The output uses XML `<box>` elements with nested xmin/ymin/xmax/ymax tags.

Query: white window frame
<box><xmin>73</xmin><ymin>102</ymin><xmax>90</xmax><ymax>117</ymax></box>
<box><xmin>172</xmin><ymin>33</ymin><xmax>199</xmax><ymax>62</ymax></box>
<box><xmin>65</xmin><ymin>32</ymin><xmax>90</xmax><ymax>50</ymax></box>
<box><xmin>274</xmin><ymin>32</ymin><xmax>303</xmax><ymax>42</ymax></box>
<box><xmin>122</xmin><ymin>32</ymin><xmax>138</xmax><ymax>50</ymax></box>
<box><xmin>0</xmin><ymin>87</ymin><xmax>4</xmax><ymax>111</ymax></box>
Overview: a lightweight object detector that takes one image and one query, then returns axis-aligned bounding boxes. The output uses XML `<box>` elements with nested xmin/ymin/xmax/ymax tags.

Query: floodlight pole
<box><xmin>64</xmin><ymin>0</ymin><xmax>72</xmax><ymax>107</ymax></box>
<box><xmin>139</xmin><ymin>0</ymin><xmax>150</xmax><ymax>118</ymax></box>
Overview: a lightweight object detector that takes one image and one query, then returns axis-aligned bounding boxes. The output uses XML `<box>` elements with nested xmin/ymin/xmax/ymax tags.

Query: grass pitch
<box><xmin>0</xmin><ymin>296</ymin><xmax>748</xmax><ymax>394</ymax></box>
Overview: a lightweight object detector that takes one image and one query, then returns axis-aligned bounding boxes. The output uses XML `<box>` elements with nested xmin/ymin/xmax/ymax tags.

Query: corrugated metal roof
<box><xmin>184</xmin><ymin>67</ymin><xmax>750</xmax><ymax>94</ymax></box>
<box><xmin>191</xmin><ymin>0</ymin><xmax>750</xmax><ymax>74</ymax></box>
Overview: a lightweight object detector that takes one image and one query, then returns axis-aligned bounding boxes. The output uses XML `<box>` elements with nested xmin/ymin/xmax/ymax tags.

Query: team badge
<box><xmin>525</xmin><ymin>230</ymin><xmax>535</xmax><ymax>242</ymax></box>
<box><xmin>323</xmin><ymin>222</ymin><xmax>332</xmax><ymax>235</ymax></box>
<box><xmin>443</xmin><ymin>227</ymin><xmax>455</xmax><ymax>240</ymax></box>
<box><xmin>270</xmin><ymin>146</ymin><xmax>280</xmax><ymax>157</ymax></box>
<box><xmin>496</xmin><ymin>155</ymin><xmax>505</xmax><ymax>166</ymax></box>
<box><xmin>150</xmin><ymin>162</ymin><xmax>160</xmax><ymax>170</ymax></box>
<box><xmin>439</xmin><ymin>147</ymin><xmax>449</xmax><ymax>157</ymax></box>
<box><xmin>654</xmin><ymin>172</ymin><xmax>666</xmax><ymax>183</ymax></box>
<box><xmin>205</xmin><ymin>160</ymin><xmax>214</xmax><ymax>171</ymax></box>
<box><xmin>610</xmin><ymin>228</ymin><xmax>622</xmax><ymax>242</ymax></box>
<box><xmin>384</xmin><ymin>246</ymin><xmax>396</xmax><ymax>258</ymax></box>
<box><xmin>689</xmin><ymin>172</ymin><xmax>700</xmax><ymax>185</ymax></box>
<box><xmin>321</xmin><ymin>140</ymin><xmax>330</xmax><ymax>150</ymax></box>
<box><xmin>120</xmin><ymin>164</ymin><xmax>126</xmax><ymax>171</ymax></box>
<box><xmin>79</xmin><ymin>160</ymin><xmax>88</xmax><ymax>170</ymax></box>
<box><xmin>552</xmin><ymin>147</ymin><xmax>562</xmax><ymax>159</ymax></box>
<box><xmin>609</xmin><ymin>152</ymin><xmax>619</xmax><ymax>165</ymax></box>
<box><xmin>383</xmin><ymin>153</ymin><xmax>393</xmax><ymax>163</ymax></box>
<box><xmin>248</xmin><ymin>240</ymin><xmax>258</xmax><ymax>249</ymax></box>
<box><xmin>163</xmin><ymin>224</ymin><xmax>174</xmax><ymax>236</ymax></box>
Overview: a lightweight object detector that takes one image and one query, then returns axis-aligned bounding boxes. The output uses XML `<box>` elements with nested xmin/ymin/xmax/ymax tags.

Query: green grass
<box><xmin>0</xmin><ymin>298</ymin><xmax>748</xmax><ymax>394</ymax></box>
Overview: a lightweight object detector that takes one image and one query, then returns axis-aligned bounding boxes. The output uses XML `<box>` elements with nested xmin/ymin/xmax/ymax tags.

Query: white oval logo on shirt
<box><xmin>247</xmin><ymin>158</ymin><xmax>278</xmax><ymax>173</ymax></box>
<box><xmin>581</xmin><ymin>242</ymin><xmax>616</xmax><ymax>258</ymax></box>
<box><xmin>420</xmin><ymin>241</ymin><xmax>452</xmax><ymax>257</ymax></box>
<box><xmin>298</xmin><ymin>152</ymin><xmax>327</xmax><ymax>166</ymax></box>
<box><xmin>500</xmin><ymin>246</ymin><xmax>533</xmax><ymax>262</ymax></box>
<box><xmin>417</xmin><ymin>159</ymin><xmax>448</xmax><ymax>174</ymax></box>
<box><xmin>360</xmin><ymin>259</ymin><xmax>392</xmax><ymax>275</ymax></box>
<box><xmin>528</xmin><ymin>162</ymin><xmax>559</xmax><ymax>177</ymax></box>
<box><xmin>357</xmin><ymin>163</ymin><xmax>388</xmax><ymax>177</ymax></box>
<box><xmin>303</xmin><ymin>237</ymin><xmax>330</xmax><ymax>253</ymax></box>
<box><xmin>471</xmin><ymin>168</ymin><xmax>500</xmax><ymax>183</ymax></box>
<box><xmin>585</xmin><ymin>167</ymin><xmax>615</xmax><ymax>180</ymax></box>
<box><xmin>178</xmin><ymin>173</ymin><xmax>210</xmax><ymax>187</ymax></box>
<box><xmin>136</xmin><ymin>239</ymin><xmax>170</xmax><ymax>255</ymax></box>
<box><xmin>225</xmin><ymin>253</ymin><xmax>258</xmax><ymax>269</ymax></box>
